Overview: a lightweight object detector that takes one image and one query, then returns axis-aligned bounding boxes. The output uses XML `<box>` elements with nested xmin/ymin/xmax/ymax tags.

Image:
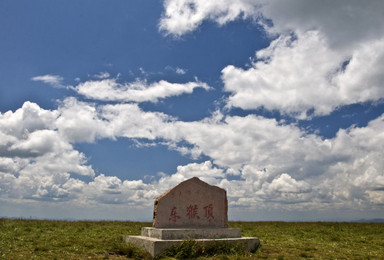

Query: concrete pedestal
<box><xmin>124</xmin><ymin>227</ymin><xmax>260</xmax><ymax>257</ymax></box>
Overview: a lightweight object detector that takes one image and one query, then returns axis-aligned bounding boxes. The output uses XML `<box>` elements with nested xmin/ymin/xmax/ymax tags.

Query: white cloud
<box><xmin>157</xmin><ymin>161</ymin><xmax>226</xmax><ymax>189</ymax></box>
<box><xmin>173</xmin><ymin>114</ymin><xmax>322</xmax><ymax>172</ymax></box>
<box><xmin>1</xmin><ymin>100</ymin><xmax>384</xmax><ymax>213</ymax></box>
<box><xmin>332</xmin><ymin>38</ymin><xmax>384</xmax><ymax>102</ymax></box>
<box><xmin>258</xmin><ymin>0</ymin><xmax>384</xmax><ymax>51</ymax></box>
<box><xmin>4</xmin><ymin>67</ymin><xmax>384</xmax><ymax>215</ymax></box>
<box><xmin>2</xmin><ymin>0</ymin><xmax>383</xmax><ymax>220</ymax></box>
<box><xmin>84</xmin><ymin>174</ymin><xmax>153</xmax><ymax>205</ymax></box>
<box><xmin>9</xmin><ymin>130</ymin><xmax>66</xmax><ymax>157</ymax></box>
<box><xmin>56</xmin><ymin>98</ymin><xmax>110</xmax><ymax>143</ymax></box>
<box><xmin>31</xmin><ymin>74</ymin><xmax>66</xmax><ymax>88</ymax></box>
<box><xmin>100</xmin><ymin>102</ymin><xmax>175</xmax><ymax>140</ymax></box>
<box><xmin>0</xmin><ymin>100</ymin><xmax>177</xmax><ymax>204</ymax></box>
<box><xmin>176</xmin><ymin>67</ymin><xmax>186</xmax><ymax>75</ymax></box>
<box><xmin>160</xmin><ymin>0</ymin><xmax>384</xmax><ymax>118</ymax></box>
<box><xmin>75</xmin><ymin>78</ymin><xmax>210</xmax><ymax>103</ymax></box>
<box><xmin>0</xmin><ymin>101</ymin><xmax>95</xmax><ymax>202</ymax></box>
<box><xmin>222</xmin><ymin>31</ymin><xmax>341</xmax><ymax>118</ymax></box>
<box><xmin>165</xmin><ymin>66</ymin><xmax>187</xmax><ymax>75</ymax></box>
<box><xmin>0</xmin><ymin>102</ymin><xmax>58</xmax><ymax>137</ymax></box>
<box><xmin>5</xmin><ymin>48</ymin><xmax>384</xmax><ymax>219</ymax></box>
<box><xmin>164</xmin><ymin>113</ymin><xmax>384</xmax><ymax>210</ymax></box>
<box><xmin>159</xmin><ymin>0</ymin><xmax>261</xmax><ymax>36</ymax></box>
<box><xmin>263</xmin><ymin>173</ymin><xmax>310</xmax><ymax>196</ymax></box>
<box><xmin>222</xmin><ymin>32</ymin><xmax>384</xmax><ymax>118</ymax></box>
<box><xmin>93</xmin><ymin>72</ymin><xmax>110</xmax><ymax>79</ymax></box>
<box><xmin>160</xmin><ymin>0</ymin><xmax>384</xmax><ymax>49</ymax></box>
<box><xmin>55</xmin><ymin>97</ymin><xmax>176</xmax><ymax>143</ymax></box>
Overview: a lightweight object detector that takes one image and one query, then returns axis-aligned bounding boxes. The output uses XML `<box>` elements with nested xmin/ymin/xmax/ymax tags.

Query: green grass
<box><xmin>1</xmin><ymin>219</ymin><xmax>383</xmax><ymax>259</ymax></box>
<box><xmin>230</xmin><ymin>221</ymin><xmax>384</xmax><ymax>259</ymax></box>
<box><xmin>158</xmin><ymin>239</ymin><xmax>250</xmax><ymax>259</ymax></box>
<box><xmin>0</xmin><ymin>218</ymin><xmax>151</xmax><ymax>259</ymax></box>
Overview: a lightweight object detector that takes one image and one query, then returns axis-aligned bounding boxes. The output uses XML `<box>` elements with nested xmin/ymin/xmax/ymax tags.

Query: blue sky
<box><xmin>1</xmin><ymin>0</ymin><xmax>384</xmax><ymax>221</ymax></box>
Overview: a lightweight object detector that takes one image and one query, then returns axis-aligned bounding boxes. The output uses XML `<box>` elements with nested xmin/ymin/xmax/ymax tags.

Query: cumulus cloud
<box><xmin>55</xmin><ymin>98</ymin><xmax>110</xmax><ymax>143</ymax></box>
<box><xmin>84</xmin><ymin>174</ymin><xmax>153</xmax><ymax>206</ymax></box>
<box><xmin>1</xmin><ymin>99</ymin><xmax>384</xmax><ymax>212</ymax></box>
<box><xmin>163</xmin><ymin>112</ymin><xmax>384</xmax><ymax>210</ymax></box>
<box><xmin>157</xmin><ymin>161</ymin><xmax>226</xmax><ymax>190</ymax></box>
<box><xmin>160</xmin><ymin>0</ymin><xmax>384</xmax><ymax>49</ymax></box>
<box><xmin>159</xmin><ymin>0</ymin><xmax>261</xmax><ymax>36</ymax></box>
<box><xmin>222</xmin><ymin>31</ymin><xmax>341</xmax><ymax>118</ymax></box>
<box><xmin>160</xmin><ymin>0</ymin><xmax>384</xmax><ymax>118</ymax></box>
<box><xmin>0</xmin><ymin>102</ymin><xmax>94</xmax><ymax>202</ymax></box>
<box><xmin>55</xmin><ymin>100</ymin><xmax>382</xmax><ymax>211</ymax></box>
<box><xmin>0</xmin><ymin>99</ymin><xmax>179</xmax><ymax>204</ymax></box>
<box><xmin>222</xmin><ymin>32</ymin><xmax>384</xmax><ymax>118</ymax></box>
<box><xmin>54</xmin><ymin>97</ymin><xmax>177</xmax><ymax>144</ymax></box>
<box><xmin>3</xmin><ymin>0</ymin><xmax>384</xmax><ymax>216</ymax></box>
<box><xmin>99</xmin><ymin>102</ymin><xmax>175</xmax><ymax>140</ymax></box>
<box><xmin>258</xmin><ymin>0</ymin><xmax>384</xmax><ymax>51</ymax></box>
<box><xmin>75</xmin><ymin>78</ymin><xmax>210</xmax><ymax>103</ymax></box>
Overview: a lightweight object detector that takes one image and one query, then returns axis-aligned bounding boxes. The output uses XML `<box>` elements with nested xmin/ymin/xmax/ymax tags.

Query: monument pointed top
<box><xmin>153</xmin><ymin>176</ymin><xmax>228</xmax><ymax>228</ymax></box>
<box><xmin>125</xmin><ymin>176</ymin><xmax>260</xmax><ymax>257</ymax></box>
<box><xmin>156</xmin><ymin>177</ymin><xmax>221</xmax><ymax>199</ymax></box>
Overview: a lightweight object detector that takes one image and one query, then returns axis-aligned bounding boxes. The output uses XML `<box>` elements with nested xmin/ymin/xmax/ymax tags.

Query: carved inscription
<box><xmin>169</xmin><ymin>206</ymin><xmax>181</xmax><ymax>222</ymax></box>
<box><xmin>167</xmin><ymin>204</ymin><xmax>216</xmax><ymax>223</ymax></box>
<box><xmin>186</xmin><ymin>204</ymin><xmax>200</xmax><ymax>219</ymax></box>
<box><xmin>204</xmin><ymin>204</ymin><xmax>214</xmax><ymax>222</ymax></box>
<box><xmin>153</xmin><ymin>177</ymin><xmax>228</xmax><ymax>228</ymax></box>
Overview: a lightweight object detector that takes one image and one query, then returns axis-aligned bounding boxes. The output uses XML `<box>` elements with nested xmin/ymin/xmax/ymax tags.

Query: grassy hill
<box><xmin>1</xmin><ymin>219</ymin><xmax>383</xmax><ymax>259</ymax></box>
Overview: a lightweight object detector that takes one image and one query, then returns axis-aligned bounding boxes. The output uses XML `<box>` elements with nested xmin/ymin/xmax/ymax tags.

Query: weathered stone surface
<box><xmin>153</xmin><ymin>177</ymin><xmax>228</xmax><ymax>228</ymax></box>
<box><xmin>142</xmin><ymin>227</ymin><xmax>241</xmax><ymax>240</ymax></box>
<box><xmin>125</xmin><ymin>177</ymin><xmax>260</xmax><ymax>257</ymax></box>
<box><xmin>124</xmin><ymin>235</ymin><xmax>260</xmax><ymax>257</ymax></box>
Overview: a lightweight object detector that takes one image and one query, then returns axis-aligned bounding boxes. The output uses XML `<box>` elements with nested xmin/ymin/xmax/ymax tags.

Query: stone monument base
<box><xmin>124</xmin><ymin>227</ymin><xmax>260</xmax><ymax>257</ymax></box>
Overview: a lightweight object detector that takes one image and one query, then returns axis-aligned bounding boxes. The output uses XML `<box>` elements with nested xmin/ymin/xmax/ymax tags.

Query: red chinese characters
<box><xmin>168</xmin><ymin>203</ymin><xmax>215</xmax><ymax>223</ymax></box>
<box><xmin>169</xmin><ymin>206</ymin><xmax>181</xmax><ymax>222</ymax></box>
<box><xmin>204</xmin><ymin>204</ymin><xmax>214</xmax><ymax>221</ymax></box>
<box><xmin>186</xmin><ymin>204</ymin><xmax>200</xmax><ymax>219</ymax></box>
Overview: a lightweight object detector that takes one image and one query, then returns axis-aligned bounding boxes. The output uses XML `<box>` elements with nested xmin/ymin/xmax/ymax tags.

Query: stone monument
<box><xmin>124</xmin><ymin>177</ymin><xmax>259</xmax><ymax>257</ymax></box>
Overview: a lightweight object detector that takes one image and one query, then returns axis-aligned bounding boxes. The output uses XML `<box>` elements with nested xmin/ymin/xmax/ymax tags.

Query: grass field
<box><xmin>0</xmin><ymin>218</ymin><xmax>383</xmax><ymax>259</ymax></box>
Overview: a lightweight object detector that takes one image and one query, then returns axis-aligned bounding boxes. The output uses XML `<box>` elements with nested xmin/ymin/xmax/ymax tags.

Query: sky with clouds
<box><xmin>1</xmin><ymin>0</ymin><xmax>384</xmax><ymax>221</ymax></box>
